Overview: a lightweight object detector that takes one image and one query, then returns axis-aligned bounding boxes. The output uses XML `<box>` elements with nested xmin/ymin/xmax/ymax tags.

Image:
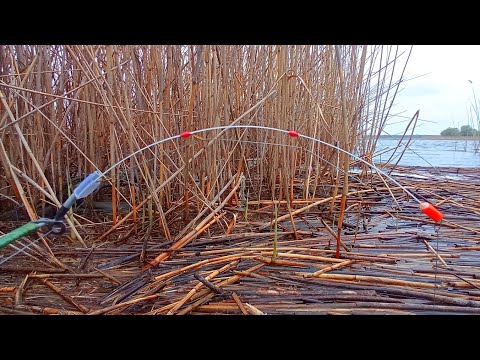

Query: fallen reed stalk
<box><xmin>305</xmin><ymin>260</ymin><xmax>355</xmax><ymax>277</ymax></box>
<box><xmin>166</xmin><ymin>260</ymin><xmax>239</xmax><ymax>315</ymax></box>
<box><xmin>38</xmin><ymin>278</ymin><xmax>89</xmax><ymax>313</ymax></box>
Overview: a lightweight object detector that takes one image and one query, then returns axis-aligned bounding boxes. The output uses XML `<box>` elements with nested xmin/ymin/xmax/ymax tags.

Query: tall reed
<box><xmin>0</xmin><ymin>45</ymin><xmax>409</xmax><ymax>242</ymax></box>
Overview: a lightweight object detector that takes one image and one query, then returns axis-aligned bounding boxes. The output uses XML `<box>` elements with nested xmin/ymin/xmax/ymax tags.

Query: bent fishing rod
<box><xmin>0</xmin><ymin>125</ymin><xmax>444</xmax><ymax>251</ymax></box>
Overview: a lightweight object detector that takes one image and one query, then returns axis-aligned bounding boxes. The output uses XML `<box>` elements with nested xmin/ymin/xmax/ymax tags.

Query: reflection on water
<box><xmin>373</xmin><ymin>138</ymin><xmax>480</xmax><ymax>168</ymax></box>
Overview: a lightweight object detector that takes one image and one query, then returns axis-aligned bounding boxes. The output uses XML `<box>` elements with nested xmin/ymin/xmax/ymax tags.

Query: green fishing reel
<box><xmin>32</xmin><ymin>218</ymin><xmax>67</xmax><ymax>235</ymax></box>
<box><xmin>0</xmin><ymin>171</ymin><xmax>103</xmax><ymax>250</ymax></box>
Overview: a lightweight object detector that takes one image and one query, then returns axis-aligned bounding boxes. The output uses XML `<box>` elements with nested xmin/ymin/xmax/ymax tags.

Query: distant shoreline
<box><xmin>379</xmin><ymin>135</ymin><xmax>479</xmax><ymax>141</ymax></box>
<box><xmin>419</xmin><ymin>136</ymin><xmax>478</xmax><ymax>140</ymax></box>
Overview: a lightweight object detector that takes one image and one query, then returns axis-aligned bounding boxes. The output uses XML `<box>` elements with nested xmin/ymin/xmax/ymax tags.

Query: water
<box><xmin>373</xmin><ymin>138</ymin><xmax>480</xmax><ymax>168</ymax></box>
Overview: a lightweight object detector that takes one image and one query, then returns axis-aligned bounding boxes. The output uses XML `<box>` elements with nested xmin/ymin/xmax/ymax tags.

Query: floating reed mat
<box><xmin>0</xmin><ymin>165</ymin><xmax>479</xmax><ymax>315</ymax></box>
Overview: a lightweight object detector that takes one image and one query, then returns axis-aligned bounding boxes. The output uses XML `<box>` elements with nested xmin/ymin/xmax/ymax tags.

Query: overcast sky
<box><xmin>384</xmin><ymin>45</ymin><xmax>480</xmax><ymax>135</ymax></box>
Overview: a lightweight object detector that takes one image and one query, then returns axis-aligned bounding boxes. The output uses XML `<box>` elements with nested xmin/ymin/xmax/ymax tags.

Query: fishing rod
<box><xmin>0</xmin><ymin>125</ymin><xmax>444</xmax><ymax>253</ymax></box>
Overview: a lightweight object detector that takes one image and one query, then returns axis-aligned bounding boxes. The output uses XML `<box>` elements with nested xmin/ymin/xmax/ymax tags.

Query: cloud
<box><xmin>399</xmin><ymin>82</ymin><xmax>441</xmax><ymax>97</ymax></box>
<box><xmin>384</xmin><ymin>45</ymin><xmax>480</xmax><ymax>135</ymax></box>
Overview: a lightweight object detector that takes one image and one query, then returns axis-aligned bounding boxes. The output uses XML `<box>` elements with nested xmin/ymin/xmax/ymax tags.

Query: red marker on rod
<box><xmin>180</xmin><ymin>131</ymin><xmax>191</xmax><ymax>138</ymax></box>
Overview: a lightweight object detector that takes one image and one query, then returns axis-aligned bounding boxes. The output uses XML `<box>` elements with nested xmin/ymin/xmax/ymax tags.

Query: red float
<box><xmin>419</xmin><ymin>202</ymin><xmax>443</xmax><ymax>222</ymax></box>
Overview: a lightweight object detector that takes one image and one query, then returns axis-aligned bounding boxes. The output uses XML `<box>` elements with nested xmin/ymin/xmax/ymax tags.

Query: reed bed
<box><xmin>0</xmin><ymin>45</ymin><xmax>407</xmax><ymax>235</ymax></box>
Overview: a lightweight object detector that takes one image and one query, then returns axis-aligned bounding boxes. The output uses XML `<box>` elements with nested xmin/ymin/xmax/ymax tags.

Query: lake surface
<box><xmin>373</xmin><ymin>138</ymin><xmax>480</xmax><ymax>168</ymax></box>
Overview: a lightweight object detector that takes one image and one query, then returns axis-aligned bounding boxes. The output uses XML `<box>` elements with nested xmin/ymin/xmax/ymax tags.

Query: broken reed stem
<box><xmin>177</xmin><ymin>263</ymin><xmax>265</xmax><ymax>315</ymax></box>
<box><xmin>245</xmin><ymin>303</ymin><xmax>265</xmax><ymax>315</ymax></box>
<box><xmin>88</xmin><ymin>294</ymin><xmax>161</xmax><ymax>315</ymax></box>
<box><xmin>231</xmin><ymin>292</ymin><xmax>249</xmax><ymax>315</ymax></box>
<box><xmin>148</xmin><ymin>176</ymin><xmax>242</xmax><ymax>268</ymax></box>
<box><xmin>39</xmin><ymin>277</ymin><xmax>89</xmax><ymax>313</ymax></box>
<box><xmin>305</xmin><ymin>259</ymin><xmax>355</xmax><ymax>277</ymax></box>
<box><xmin>166</xmin><ymin>260</ymin><xmax>238</xmax><ymax>315</ymax></box>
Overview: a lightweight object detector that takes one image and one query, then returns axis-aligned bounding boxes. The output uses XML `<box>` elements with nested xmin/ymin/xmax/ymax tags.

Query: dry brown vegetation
<box><xmin>5</xmin><ymin>46</ymin><xmax>479</xmax><ymax>315</ymax></box>
<box><xmin>0</xmin><ymin>45</ymin><xmax>407</xmax><ymax>237</ymax></box>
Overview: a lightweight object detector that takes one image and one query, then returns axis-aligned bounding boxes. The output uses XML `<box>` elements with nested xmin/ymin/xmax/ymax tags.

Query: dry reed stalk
<box><xmin>88</xmin><ymin>294</ymin><xmax>161</xmax><ymax>315</ymax></box>
<box><xmin>0</xmin><ymin>57</ymin><xmax>38</xmax><ymax>211</ymax></box>
<box><xmin>385</xmin><ymin>111</ymin><xmax>419</xmax><ymax>173</ymax></box>
<box><xmin>231</xmin><ymin>292</ymin><xmax>249</xmax><ymax>315</ymax></box>
<box><xmin>166</xmin><ymin>260</ymin><xmax>238</xmax><ymax>315</ymax></box>
<box><xmin>258</xmin><ymin>188</ymin><xmax>376</xmax><ymax>230</ymax></box>
<box><xmin>189</xmin><ymin>303</ymin><xmax>406</xmax><ymax>315</ymax></box>
<box><xmin>419</xmin><ymin>270</ymin><xmax>480</xmax><ymax>290</ymax></box>
<box><xmin>29</xmin><ymin>273</ymin><xmax>109</xmax><ymax>279</ymax></box>
<box><xmin>0</xmin><ymin>54</ymin><xmax>38</xmax><ymax>129</ymax></box>
<box><xmin>327</xmin><ymin>280</ymin><xmax>480</xmax><ymax>304</ymax></box>
<box><xmin>93</xmin><ymin>267</ymin><xmax>122</xmax><ymax>285</ymax></box>
<box><xmin>226</xmin><ymin>213</ymin><xmax>236</xmax><ymax>235</ymax></box>
<box><xmin>0</xmin><ymin>132</ymin><xmax>37</xmax><ymax>220</ymax></box>
<box><xmin>245</xmin><ymin>303</ymin><xmax>265</xmax><ymax>315</ymax></box>
<box><xmin>175</xmin><ymin>177</ymin><xmax>236</xmax><ymax>240</ymax></box>
<box><xmin>311</xmin><ymin>273</ymin><xmax>442</xmax><ymax>289</ymax></box>
<box><xmin>253</xmin><ymin>255</ymin><xmax>327</xmax><ymax>269</ymax></box>
<box><xmin>380</xmin><ymin>253</ymin><xmax>458</xmax><ymax>258</ymax></box>
<box><xmin>259</xmin><ymin>252</ymin><xmax>345</xmax><ymax>263</ymax></box>
<box><xmin>191</xmin><ymin>246</ymin><xmax>395</xmax><ymax>264</ymax></box>
<box><xmin>177</xmin><ymin>263</ymin><xmax>265</xmax><ymax>315</ymax></box>
<box><xmin>320</xmin><ymin>218</ymin><xmax>350</xmax><ymax>252</ymax></box>
<box><xmin>223</xmin><ymin>303</ymin><xmax>480</xmax><ymax>315</ymax></box>
<box><xmin>439</xmin><ymin>198</ymin><xmax>480</xmax><ymax>215</ymax></box>
<box><xmin>148</xmin><ymin>177</ymin><xmax>241</xmax><ymax>267</ymax></box>
<box><xmin>305</xmin><ymin>259</ymin><xmax>355</xmax><ymax>277</ymax></box>
<box><xmin>153</xmin><ymin>253</ymin><xmax>248</xmax><ymax>282</ymax></box>
<box><xmin>14</xmin><ymin>274</ymin><xmax>30</xmax><ymax>306</ymax></box>
<box><xmin>334</xmin><ymin>46</ymin><xmax>352</xmax><ymax>259</ymax></box>
<box><xmin>247</xmin><ymin>199</ymin><xmax>325</xmax><ymax>205</ymax></box>
<box><xmin>38</xmin><ymin>278</ymin><xmax>89</xmax><ymax>313</ymax></box>
<box><xmin>14</xmin><ymin>305</ymin><xmax>82</xmax><ymax>315</ymax></box>
<box><xmin>444</xmin><ymin>280</ymin><xmax>480</xmax><ymax>289</ymax></box>
<box><xmin>447</xmin><ymin>246</ymin><xmax>480</xmax><ymax>251</ymax></box>
<box><xmin>0</xmin><ymin>287</ymin><xmax>15</xmax><ymax>292</ymax></box>
<box><xmin>422</xmin><ymin>239</ymin><xmax>448</xmax><ymax>267</ymax></box>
